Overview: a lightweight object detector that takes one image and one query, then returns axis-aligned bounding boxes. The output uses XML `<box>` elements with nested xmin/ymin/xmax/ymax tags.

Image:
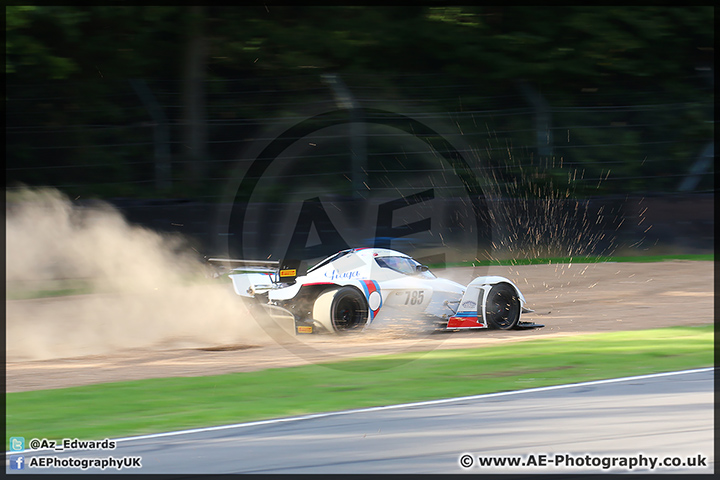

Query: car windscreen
<box><xmin>374</xmin><ymin>256</ymin><xmax>435</xmax><ymax>278</ymax></box>
<box><xmin>307</xmin><ymin>249</ymin><xmax>352</xmax><ymax>273</ymax></box>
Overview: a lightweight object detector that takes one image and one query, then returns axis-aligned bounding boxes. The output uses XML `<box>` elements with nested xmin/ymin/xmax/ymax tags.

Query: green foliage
<box><xmin>8</xmin><ymin>6</ymin><xmax>712</xmax><ymax>90</ymax></box>
<box><xmin>5</xmin><ymin>6</ymin><xmax>714</xmax><ymax>199</ymax></box>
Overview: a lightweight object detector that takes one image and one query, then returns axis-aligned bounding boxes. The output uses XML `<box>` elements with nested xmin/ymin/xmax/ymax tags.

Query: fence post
<box><xmin>321</xmin><ymin>73</ymin><xmax>367</xmax><ymax>199</ymax></box>
<box><xmin>677</xmin><ymin>142</ymin><xmax>714</xmax><ymax>192</ymax></box>
<box><xmin>516</xmin><ymin>80</ymin><xmax>553</xmax><ymax>160</ymax></box>
<box><xmin>130</xmin><ymin>78</ymin><xmax>172</xmax><ymax>191</ymax></box>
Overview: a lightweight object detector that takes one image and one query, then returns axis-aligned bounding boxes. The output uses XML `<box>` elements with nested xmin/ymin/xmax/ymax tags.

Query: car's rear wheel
<box><xmin>484</xmin><ymin>283</ymin><xmax>521</xmax><ymax>330</ymax></box>
<box><xmin>313</xmin><ymin>287</ymin><xmax>369</xmax><ymax>333</ymax></box>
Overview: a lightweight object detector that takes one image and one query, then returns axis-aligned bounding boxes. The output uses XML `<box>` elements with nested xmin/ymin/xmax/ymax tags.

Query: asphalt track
<box><xmin>6</xmin><ymin>368</ymin><xmax>713</xmax><ymax>475</ymax></box>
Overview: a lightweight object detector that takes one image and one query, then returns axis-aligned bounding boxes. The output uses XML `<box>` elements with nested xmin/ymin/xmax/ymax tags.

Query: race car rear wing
<box><xmin>207</xmin><ymin>257</ymin><xmax>304</xmax><ymax>283</ymax></box>
<box><xmin>207</xmin><ymin>257</ymin><xmax>279</xmax><ymax>274</ymax></box>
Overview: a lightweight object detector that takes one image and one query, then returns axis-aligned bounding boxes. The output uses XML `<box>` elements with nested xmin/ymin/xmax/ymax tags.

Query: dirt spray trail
<box><xmin>5</xmin><ymin>187</ymin><xmax>275</xmax><ymax>362</ymax></box>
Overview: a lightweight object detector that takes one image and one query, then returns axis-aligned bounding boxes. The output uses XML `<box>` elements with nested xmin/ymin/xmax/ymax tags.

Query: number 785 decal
<box><xmin>404</xmin><ymin>290</ymin><xmax>425</xmax><ymax>305</ymax></box>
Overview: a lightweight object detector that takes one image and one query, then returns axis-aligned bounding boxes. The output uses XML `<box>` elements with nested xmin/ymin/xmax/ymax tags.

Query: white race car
<box><xmin>216</xmin><ymin>248</ymin><xmax>542</xmax><ymax>334</ymax></box>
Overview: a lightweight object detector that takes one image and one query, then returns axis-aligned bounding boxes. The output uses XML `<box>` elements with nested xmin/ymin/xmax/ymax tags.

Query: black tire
<box><xmin>313</xmin><ymin>287</ymin><xmax>369</xmax><ymax>333</ymax></box>
<box><xmin>484</xmin><ymin>283</ymin><xmax>521</xmax><ymax>330</ymax></box>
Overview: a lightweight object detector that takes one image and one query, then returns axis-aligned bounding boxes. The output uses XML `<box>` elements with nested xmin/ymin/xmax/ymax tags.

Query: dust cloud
<box><xmin>6</xmin><ymin>187</ymin><xmax>274</xmax><ymax>362</ymax></box>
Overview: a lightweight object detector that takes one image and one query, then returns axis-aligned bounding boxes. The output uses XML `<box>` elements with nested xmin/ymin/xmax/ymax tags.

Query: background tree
<box><xmin>5</xmin><ymin>6</ymin><xmax>714</xmax><ymax>198</ymax></box>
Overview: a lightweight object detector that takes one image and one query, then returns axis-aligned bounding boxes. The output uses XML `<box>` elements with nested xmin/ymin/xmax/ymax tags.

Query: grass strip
<box><xmin>432</xmin><ymin>253</ymin><xmax>714</xmax><ymax>269</ymax></box>
<box><xmin>5</xmin><ymin>279</ymin><xmax>96</xmax><ymax>300</ymax></box>
<box><xmin>6</xmin><ymin>324</ymin><xmax>713</xmax><ymax>450</ymax></box>
<box><xmin>5</xmin><ymin>287</ymin><xmax>94</xmax><ymax>300</ymax></box>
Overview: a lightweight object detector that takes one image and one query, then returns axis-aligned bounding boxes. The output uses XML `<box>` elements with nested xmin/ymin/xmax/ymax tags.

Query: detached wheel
<box><xmin>484</xmin><ymin>283</ymin><xmax>521</xmax><ymax>330</ymax></box>
<box><xmin>313</xmin><ymin>287</ymin><xmax>369</xmax><ymax>334</ymax></box>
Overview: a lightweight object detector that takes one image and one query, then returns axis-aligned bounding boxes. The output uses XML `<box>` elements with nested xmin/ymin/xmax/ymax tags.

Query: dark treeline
<box><xmin>6</xmin><ymin>6</ymin><xmax>714</xmax><ymax>199</ymax></box>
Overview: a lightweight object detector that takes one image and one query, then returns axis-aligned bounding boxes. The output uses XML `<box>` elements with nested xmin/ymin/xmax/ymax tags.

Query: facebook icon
<box><xmin>9</xmin><ymin>455</ymin><xmax>24</xmax><ymax>470</ymax></box>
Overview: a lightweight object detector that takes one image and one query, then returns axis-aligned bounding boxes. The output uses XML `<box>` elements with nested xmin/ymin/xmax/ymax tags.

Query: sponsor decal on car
<box><xmin>324</xmin><ymin>269</ymin><xmax>362</xmax><ymax>281</ymax></box>
<box><xmin>361</xmin><ymin>280</ymin><xmax>383</xmax><ymax>322</ymax></box>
